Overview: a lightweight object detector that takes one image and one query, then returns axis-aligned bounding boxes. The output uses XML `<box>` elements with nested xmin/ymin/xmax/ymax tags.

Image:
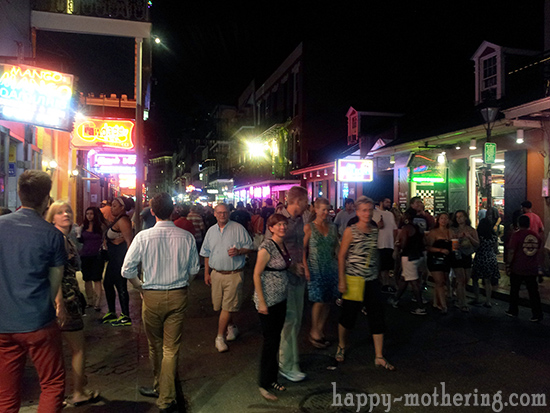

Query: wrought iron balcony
<box><xmin>32</xmin><ymin>0</ymin><xmax>150</xmax><ymax>22</ymax></box>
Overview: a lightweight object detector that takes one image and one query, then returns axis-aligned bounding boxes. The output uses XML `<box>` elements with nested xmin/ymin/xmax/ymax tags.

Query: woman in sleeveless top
<box><xmin>253</xmin><ymin>214</ymin><xmax>291</xmax><ymax>401</ymax></box>
<box><xmin>336</xmin><ymin>196</ymin><xmax>394</xmax><ymax>370</ymax></box>
<box><xmin>450</xmin><ymin>210</ymin><xmax>479</xmax><ymax>312</ymax></box>
<box><xmin>102</xmin><ymin>196</ymin><xmax>134</xmax><ymax>326</ymax></box>
<box><xmin>389</xmin><ymin>208</ymin><xmax>427</xmax><ymax>315</ymax></box>
<box><xmin>47</xmin><ymin>202</ymin><xmax>100</xmax><ymax>406</ymax></box>
<box><xmin>304</xmin><ymin>197</ymin><xmax>338</xmax><ymax>349</ymax></box>
<box><xmin>78</xmin><ymin>207</ymin><xmax>107</xmax><ymax>311</ymax></box>
<box><xmin>426</xmin><ymin>213</ymin><xmax>452</xmax><ymax>313</ymax></box>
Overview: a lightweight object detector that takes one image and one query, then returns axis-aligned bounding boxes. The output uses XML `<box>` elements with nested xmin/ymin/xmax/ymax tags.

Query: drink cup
<box><xmin>451</xmin><ymin>239</ymin><xmax>459</xmax><ymax>251</ymax></box>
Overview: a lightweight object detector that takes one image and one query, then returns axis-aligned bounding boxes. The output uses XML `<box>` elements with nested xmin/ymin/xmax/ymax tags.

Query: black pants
<box><xmin>258</xmin><ymin>300</ymin><xmax>287</xmax><ymax>388</ymax></box>
<box><xmin>339</xmin><ymin>279</ymin><xmax>386</xmax><ymax>334</ymax></box>
<box><xmin>104</xmin><ymin>242</ymin><xmax>130</xmax><ymax>316</ymax></box>
<box><xmin>508</xmin><ymin>274</ymin><xmax>543</xmax><ymax>318</ymax></box>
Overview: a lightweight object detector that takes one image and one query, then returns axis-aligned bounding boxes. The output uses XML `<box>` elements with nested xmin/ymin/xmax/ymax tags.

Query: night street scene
<box><xmin>2</xmin><ymin>1</ymin><xmax>550</xmax><ymax>412</ymax></box>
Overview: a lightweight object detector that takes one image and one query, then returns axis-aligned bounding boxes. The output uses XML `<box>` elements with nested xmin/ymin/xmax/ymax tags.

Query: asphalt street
<box><xmin>18</xmin><ymin>261</ymin><xmax>550</xmax><ymax>413</ymax></box>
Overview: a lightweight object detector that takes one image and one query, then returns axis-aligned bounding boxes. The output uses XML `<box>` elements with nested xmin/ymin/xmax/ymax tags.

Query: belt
<box><xmin>143</xmin><ymin>286</ymin><xmax>188</xmax><ymax>291</ymax></box>
<box><xmin>211</xmin><ymin>268</ymin><xmax>242</xmax><ymax>275</ymax></box>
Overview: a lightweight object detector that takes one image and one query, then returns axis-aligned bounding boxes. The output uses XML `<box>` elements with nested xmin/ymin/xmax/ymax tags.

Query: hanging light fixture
<box><xmin>516</xmin><ymin>129</ymin><xmax>524</xmax><ymax>144</ymax></box>
<box><xmin>390</xmin><ymin>154</ymin><xmax>395</xmax><ymax>164</ymax></box>
<box><xmin>437</xmin><ymin>152</ymin><xmax>446</xmax><ymax>164</ymax></box>
<box><xmin>324</xmin><ymin>169</ymin><xmax>328</xmax><ymax>176</ymax></box>
<box><xmin>455</xmin><ymin>143</ymin><xmax>461</xmax><ymax>150</ymax></box>
<box><xmin>469</xmin><ymin>139</ymin><xmax>477</xmax><ymax>150</ymax></box>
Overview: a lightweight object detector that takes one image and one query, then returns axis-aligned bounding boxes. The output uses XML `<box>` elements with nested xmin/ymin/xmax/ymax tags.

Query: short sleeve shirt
<box><xmin>373</xmin><ymin>208</ymin><xmax>397</xmax><ymax>249</ymax></box>
<box><xmin>508</xmin><ymin>229</ymin><xmax>541</xmax><ymax>276</ymax></box>
<box><xmin>0</xmin><ymin>208</ymin><xmax>67</xmax><ymax>333</ymax></box>
<box><xmin>200</xmin><ymin>220</ymin><xmax>253</xmax><ymax>271</ymax></box>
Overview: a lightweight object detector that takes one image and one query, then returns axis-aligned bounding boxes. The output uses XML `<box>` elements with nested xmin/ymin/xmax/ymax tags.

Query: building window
<box><xmin>482</xmin><ymin>55</ymin><xmax>497</xmax><ymax>90</ymax></box>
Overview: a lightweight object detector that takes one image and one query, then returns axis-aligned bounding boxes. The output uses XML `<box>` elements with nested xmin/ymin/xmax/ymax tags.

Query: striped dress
<box><xmin>345</xmin><ymin>223</ymin><xmax>379</xmax><ymax>281</ymax></box>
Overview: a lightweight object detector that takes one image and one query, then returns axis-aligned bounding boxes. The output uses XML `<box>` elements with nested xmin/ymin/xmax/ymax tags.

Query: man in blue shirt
<box><xmin>201</xmin><ymin>203</ymin><xmax>253</xmax><ymax>352</ymax></box>
<box><xmin>123</xmin><ymin>192</ymin><xmax>199</xmax><ymax>413</ymax></box>
<box><xmin>0</xmin><ymin>170</ymin><xmax>67</xmax><ymax>412</ymax></box>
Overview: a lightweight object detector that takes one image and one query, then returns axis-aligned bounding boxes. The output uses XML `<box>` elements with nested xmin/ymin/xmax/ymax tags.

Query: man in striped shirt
<box><xmin>122</xmin><ymin>193</ymin><xmax>199</xmax><ymax>413</ymax></box>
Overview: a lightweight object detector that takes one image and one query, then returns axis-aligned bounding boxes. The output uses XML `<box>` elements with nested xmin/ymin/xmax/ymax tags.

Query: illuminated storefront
<box><xmin>232</xmin><ymin>179</ymin><xmax>300</xmax><ymax>207</ymax></box>
<box><xmin>0</xmin><ymin>64</ymin><xmax>75</xmax><ymax>208</ymax></box>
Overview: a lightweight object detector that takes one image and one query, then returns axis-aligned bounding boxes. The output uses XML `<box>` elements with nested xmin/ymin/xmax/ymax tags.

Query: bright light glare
<box><xmin>247</xmin><ymin>141</ymin><xmax>268</xmax><ymax>157</ymax></box>
<box><xmin>154</xmin><ymin>37</ymin><xmax>161</xmax><ymax>44</ymax></box>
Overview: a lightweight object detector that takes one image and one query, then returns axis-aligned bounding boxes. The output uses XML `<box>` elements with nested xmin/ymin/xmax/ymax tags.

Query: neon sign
<box><xmin>0</xmin><ymin>64</ymin><xmax>74</xmax><ymax>131</ymax></box>
<box><xmin>71</xmin><ymin>117</ymin><xmax>135</xmax><ymax>150</ymax></box>
<box><xmin>89</xmin><ymin>152</ymin><xmax>136</xmax><ymax>174</ymax></box>
<box><xmin>336</xmin><ymin>159</ymin><xmax>374</xmax><ymax>182</ymax></box>
<box><xmin>409</xmin><ymin>154</ymin><xmax>446</xmax><ymax>183</ymax></box>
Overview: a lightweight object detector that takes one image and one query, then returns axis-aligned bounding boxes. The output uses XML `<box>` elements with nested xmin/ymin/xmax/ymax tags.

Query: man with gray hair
<box><xmin>265</xmin><ymin>186</ymin><xmax>310</xmax><ymax>382</ymax></box>
<box><xmin>201</xmin><ymin>203</ymin><xmax>254</xmax><ymax>352</ymax></box>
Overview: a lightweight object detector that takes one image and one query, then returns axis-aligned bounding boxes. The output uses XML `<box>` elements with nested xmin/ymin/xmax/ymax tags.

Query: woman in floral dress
<box><xmin>304</xmin><ymin>197</ymin><xmax>339</xmax><ymax>348</ymax></box>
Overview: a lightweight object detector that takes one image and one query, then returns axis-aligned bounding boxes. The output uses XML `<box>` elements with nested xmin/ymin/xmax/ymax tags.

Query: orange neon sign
<box><xmin>71</xmin><ymin>118</ymin><xmax>135</xmax><ymax>150</ymax></box>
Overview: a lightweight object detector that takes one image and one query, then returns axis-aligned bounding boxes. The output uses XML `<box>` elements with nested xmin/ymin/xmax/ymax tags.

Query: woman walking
<box><xmin>336</xmin><ymin>196</ymin><xmax>394</xmax><ymax>370</ymax></box>
<box><xmin>426</xmin><ymin>212</ymin><xmax>452</xmax><ymax>313</ymax></box>
<box><xmin>304</xmin><ymin>197</ymin><xmax>339</xmax><ymax>348</ymax></box>
<box><xmin>253</xmin><ymin>214</ymin><xmax>291</xmax><ymax>401</ymax></box>
<box><xmin>47</xmin><ymin>201</ymin><xmax>99</xmax><ymax>406</ymax></box>
<box><xmin>78</xmin><ymin>207</ymin><xmax>107</xmax><ymax>311</ymax></box>
<box><xmin>102</xmin><ymin>196</ymin><xmax>134</xmax><ymax>326</ymax></box>
<box><xmin>471</xmin><ymin>218</ymin><xmax>500</xmax><ymax>307</ymax></box>
<box><xmin>450</xmin><ymin>210</ymin><xmax>479</xmax><ymax>312</ymax></box>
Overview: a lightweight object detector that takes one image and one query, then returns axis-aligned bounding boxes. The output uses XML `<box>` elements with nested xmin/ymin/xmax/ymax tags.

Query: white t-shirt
<box><xmin>373</xmin><ymin>208</ymin><xmax>397</xmax><ymax>249</ymax></box>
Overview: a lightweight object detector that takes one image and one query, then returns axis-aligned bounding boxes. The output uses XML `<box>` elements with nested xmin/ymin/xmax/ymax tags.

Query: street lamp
<box><xmin>480</xmin><ymin>105</ymin><xmax>499</xmax><ymax>209</ymax></box>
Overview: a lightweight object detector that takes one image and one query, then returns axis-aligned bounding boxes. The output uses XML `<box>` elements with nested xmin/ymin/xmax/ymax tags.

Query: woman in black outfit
<box><xmin>79</xmin><ymin>207</ymin><xmax>107</xmax><ymax>310</ymax></box>
<box><xmin>101</xmin><ymin>196</ymin><xmax>133</xmax><ymax>326</ymax></box>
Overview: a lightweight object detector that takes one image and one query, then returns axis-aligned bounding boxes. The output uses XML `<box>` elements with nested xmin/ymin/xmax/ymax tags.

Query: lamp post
<box><xmin>480</xmin><ymin>106</ymin><xmax>499</xmax><ymax>209</ymax></box>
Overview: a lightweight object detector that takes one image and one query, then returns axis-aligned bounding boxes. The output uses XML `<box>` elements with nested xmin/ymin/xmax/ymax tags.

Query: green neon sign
<box><xmin>484</xmin><ymin>142</ymin><xmax>497</xmax><ymax>164</ymax></box>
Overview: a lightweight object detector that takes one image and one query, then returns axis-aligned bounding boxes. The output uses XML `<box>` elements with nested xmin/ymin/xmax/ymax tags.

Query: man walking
<box><xmin>0</xmin><ymin>170</ymin><xmax>67</xmax><ymax>413</ymax></box>
<box><xmin>122</xmin><ymin>192</ymin><xmax>199</xmax><ymax>413</ymax></box>
<box><xmin>505</xmin><ymin>215</ymin><xmax>544</xmax><ymax>322</ymax></box>
<box><xmin>373</xmin><ymin>197</ymin><xmax>398</xmax><ymax>293</ymax></box>
<box><xmin>334</xmin><ymin>198</ymin><xmax>356</xmax><ymax>237</ymax></box>
<box><xmin>201</xmin><ymin>203</ymin><xmax>253</xmax><ymax>352</ymax></box>
<box><xmin>265</xmin><ymin>186</ymin><xmax>309</xmax><ymax>382</ymax></box>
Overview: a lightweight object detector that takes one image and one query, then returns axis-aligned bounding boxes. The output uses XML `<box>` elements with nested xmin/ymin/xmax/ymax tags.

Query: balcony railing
<box><xmin>32</xmin><ymin>0</ymin><xmax>150</xmax><ymax>22</ymax></box>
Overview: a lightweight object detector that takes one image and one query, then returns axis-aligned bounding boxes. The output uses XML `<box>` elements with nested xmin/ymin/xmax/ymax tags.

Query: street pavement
<box><xmin>19</xmin><ymin>262</ymin><xmax>550</xmax><ymax>413</ymax></box>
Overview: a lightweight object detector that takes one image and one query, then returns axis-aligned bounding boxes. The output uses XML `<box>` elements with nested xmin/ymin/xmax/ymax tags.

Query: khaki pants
<box><xmin>142</xmin><ymin>289</ymin><xmax>188</xmax><ymax>409</ymax></box>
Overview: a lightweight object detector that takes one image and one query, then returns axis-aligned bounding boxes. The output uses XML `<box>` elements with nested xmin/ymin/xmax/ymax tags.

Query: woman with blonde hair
<box><xmin>47</xmin><ymin>201</ymin><xmax>99</xmax><ymax>406</ymax></box>
<box><xmin>304</xmin><ymin>197</ymin><xmax>339</xmax><ymax>348</ymax></box>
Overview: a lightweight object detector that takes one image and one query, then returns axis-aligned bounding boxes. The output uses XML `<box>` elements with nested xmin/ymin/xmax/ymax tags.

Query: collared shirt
<box><xmin>200</xmin><ymin>220</ymin><xmax>253</xmax><ymax>271</ymax></box>
<box><xmin>122</xmin><ymin>221</ymin><xmax>199</xmax><ymax>290</ymax></box>
<box><xmin>373</xmin><ymin>207</ymin><xmax>397</xmax><ymax>249</ymax></box>
<box><xmin>0</xmin><ymin>208</ymin><xmax>67</xmax><ymax>333</ymax></box>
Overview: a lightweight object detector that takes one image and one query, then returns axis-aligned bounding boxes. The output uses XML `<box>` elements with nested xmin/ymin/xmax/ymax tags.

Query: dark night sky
<box><xmin>36</xmin><ymin>1</ymin><xmax>546</xmax><ymax>152</ymax></box>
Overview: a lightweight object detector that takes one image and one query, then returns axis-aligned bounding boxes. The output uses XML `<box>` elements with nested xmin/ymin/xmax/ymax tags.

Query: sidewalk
<box><xmin>19</xmin><ymin>267</ymin><xmax>550</xmax><ymax>413</ymax></box>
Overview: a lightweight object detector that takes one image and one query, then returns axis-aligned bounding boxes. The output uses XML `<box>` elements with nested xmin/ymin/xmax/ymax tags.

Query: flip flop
<box><xmin>72</xmin><ymin>390</ymin><xmax>100</xmax><ymax>406</ymax></box>
<box><xmin>309</xmin><ymin>335</ymin><xmax>328</xmax><ymax>349</ymax></box>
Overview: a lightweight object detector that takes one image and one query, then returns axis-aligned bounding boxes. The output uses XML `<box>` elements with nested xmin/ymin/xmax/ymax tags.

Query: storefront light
<box><xmin>437</xmin><ymin>152</ymin><xmax>446</xmax><ymax>164</ymax></box>
<box><xmin>469</xmin><ymin>139</ymin><xmax>477</xmax><ymax>150</ymax></box>
<box><xmin>390</xmin><ymin>155</ymin><xmax>395</xmax><ymax>164</ymax></box>
<box><xmin>455</xmin><ymin>143</ymin><xmax>461</xmax><ymax>150</ymax></box>
<box><xmin>516</xmin><ymin>129</ymin><xmax>524</xmax><ymax>144</ymax></box>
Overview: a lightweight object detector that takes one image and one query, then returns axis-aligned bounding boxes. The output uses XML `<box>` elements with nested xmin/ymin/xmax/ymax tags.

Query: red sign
<box><xmin>71</xmin><ymin>117</ymin><xmax>135</xmax><ymax>150</ymax></box>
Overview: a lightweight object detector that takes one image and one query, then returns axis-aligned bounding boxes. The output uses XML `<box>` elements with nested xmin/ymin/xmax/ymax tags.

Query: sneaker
<box><xmin>101</xmin><ymin>312</ymin><xmax>117</xmax><ymax>324</ymax></box>
<box><xmin>215</xmin><ymin>336</ymin><xmax>228</xmax><ymax>353</ymax></box>
<box><xmin>530</xmin><ymin>316</ymin><xmax>543</xmax><ymax>322</ymax></box>
<box><xmin>226</xmin><ymin>325</ymin><xmax>239</xmax><ymax>341</ymax></box>
<box><xmin>279</xmin><ymin>369</ymin><xmax>307</xmax><ymax>382</ymax></box>
<box><xmin>505</xmin><ymin>310</ymin><xmax>517</xmax><ymax>318</ymax></box>
<box><xmin>112</xmin><ymin>314</ymin><xmax>132</xmax><ymax>326</ymax></box>
<box><xmin>388</xmin><ymin>298</ymin><xmax>399</xmax><ymax>308</ymax></box>
<box><xmin>411</xmin><ymin>297</ymin><xmax>428</xmax><ymax>304</ymax></box>
<box><xmin>410</xmin><ymin>308</ymin><xmax>427</xmax><ymax>316</ymax></box>
<box><xmin>381</xmin><ymin>285</ymin><xmax>396</xmax><ymax>294</ymax></box>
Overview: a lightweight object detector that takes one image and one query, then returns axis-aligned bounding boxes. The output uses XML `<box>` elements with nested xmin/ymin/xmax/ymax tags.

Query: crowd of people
<box><xmin>0</xmin><ymin>170</ymin><xmax>547</xmax><ymax>411</ymax></box>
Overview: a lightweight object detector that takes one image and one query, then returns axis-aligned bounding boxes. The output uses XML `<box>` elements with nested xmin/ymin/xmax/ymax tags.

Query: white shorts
<box><xmin>401</xmin><ymin>257</ymin><xmax>421</xmax><ymax>281</ymax></box>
